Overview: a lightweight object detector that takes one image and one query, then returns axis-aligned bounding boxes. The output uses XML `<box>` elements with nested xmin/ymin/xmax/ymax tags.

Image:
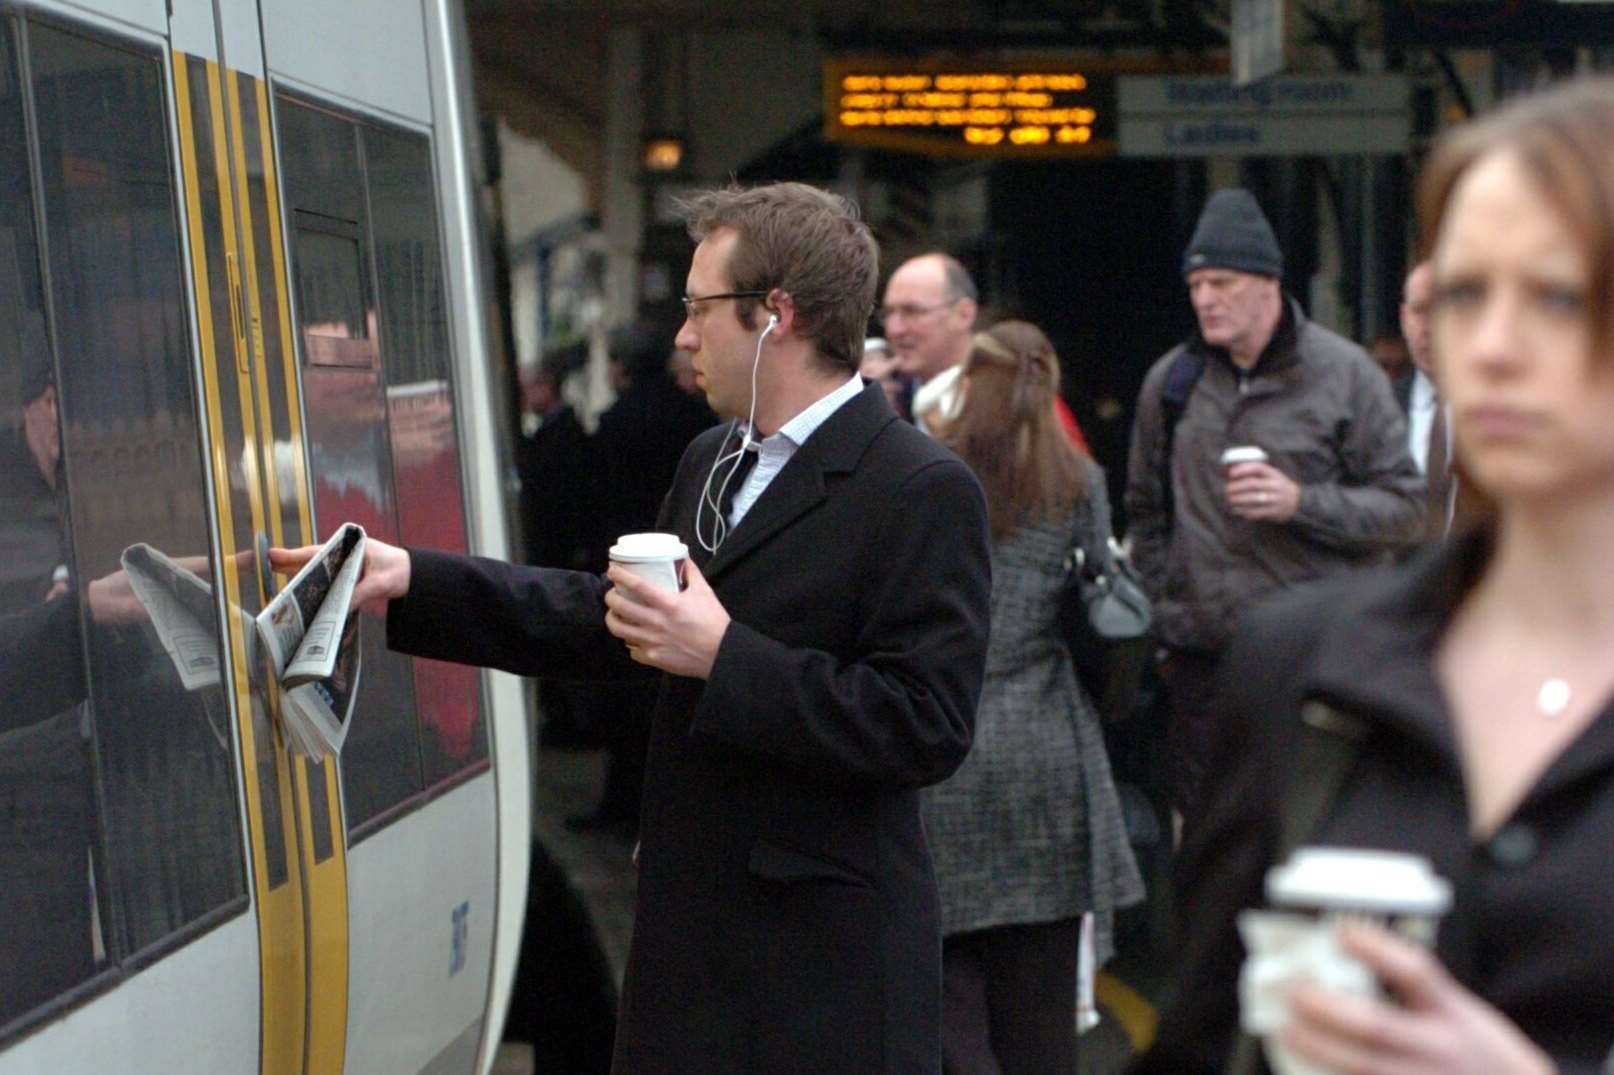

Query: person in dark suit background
<box><xmin>570</xmin><ymin>319</ymin><xmax>717</xmax><ymax>833</ymax></box>
<box><xmin>273</xmin><ymin>181</ymin><xmax>992</xmax><ymax>1075</ymax></box>
<box><xmin>516</xmin><ymin>344</ymin><xmax>592</xmax><ymax>573</ymax></box>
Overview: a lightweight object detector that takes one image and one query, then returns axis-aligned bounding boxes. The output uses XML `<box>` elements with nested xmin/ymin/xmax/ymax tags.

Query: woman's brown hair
<box><xmin>1417</xmin><ymin>77</ymin><xmax>1614</xmax><ymax>361</ymax></box>
<box><xmin>935</xmin><ymin>320</ymin><xmax>1086</xmax><ymax>541</ymax></box>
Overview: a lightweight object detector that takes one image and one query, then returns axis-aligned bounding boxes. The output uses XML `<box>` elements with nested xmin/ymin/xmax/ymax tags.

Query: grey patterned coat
<box><xmin>921</xmin><ymin>462</ymin><xmax>1145</xmax><ymax>957</ymax></box>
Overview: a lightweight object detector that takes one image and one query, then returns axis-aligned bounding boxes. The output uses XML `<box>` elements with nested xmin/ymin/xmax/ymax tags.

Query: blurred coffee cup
<box><xmin>609</xmin><ymin>532</ymin><xmax>688</xmax><ymax>596</ymax></box>
<box><xmin>1220</xmin><ymin>445</ymin><xmax>1270</xmax><ymax>474</ymax></box>
<box><xmin>1237</xmin><ymin>847</ymin><xmax>1452</xmax><ymax>1075</ymax></box>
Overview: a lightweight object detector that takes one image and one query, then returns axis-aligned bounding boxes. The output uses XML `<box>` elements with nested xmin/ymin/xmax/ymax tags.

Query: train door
<box><xmin>0</xmin><ymin>4</ymin><xmax>259</xmax><ymax>1072</ymax></box>
<box><xmin>168</xmin><ymin>1</ymin><xmax>346</xmax><ymax>1072</ymax></box>
<box><xmin>253</xmin><ymin>2</ymin><xmax>501</xmax><ymax>1073</ymax></box>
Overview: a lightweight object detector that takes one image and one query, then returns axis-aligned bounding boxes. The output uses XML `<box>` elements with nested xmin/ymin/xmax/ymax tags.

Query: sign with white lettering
<box><xmin>1117</xmin><ymin>75</ymin><xmax>1410</xmax><ymax>157</ymax></box>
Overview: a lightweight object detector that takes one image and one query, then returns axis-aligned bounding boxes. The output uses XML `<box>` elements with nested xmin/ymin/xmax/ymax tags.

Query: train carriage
<box><xmin>0</xmin><ymin>1</ymin><xmax>529</xmax><ymax>1073</ymax></box>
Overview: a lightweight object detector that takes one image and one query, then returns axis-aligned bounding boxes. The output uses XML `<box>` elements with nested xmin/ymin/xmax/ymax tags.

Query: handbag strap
<box><xmin>1069</xmin><ymin>459</ymin><xmax>1113</xmax><ymax>577</ymax></box>
<box><xmin>1224</xmin><ymin>700</ymin><xmax>1367</xmax><ymax>1075</ymax></box>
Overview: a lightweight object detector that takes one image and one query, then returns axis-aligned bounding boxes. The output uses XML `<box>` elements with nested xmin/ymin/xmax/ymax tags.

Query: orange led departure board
<box><xmin>824</xmin><ymin>56</ymin><xmax>1119</xmax><ymax>158</ymax></box>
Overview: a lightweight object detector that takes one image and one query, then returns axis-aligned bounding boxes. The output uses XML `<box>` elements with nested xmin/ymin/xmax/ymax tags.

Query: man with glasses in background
<box><xmin>881</xmin><ymin>252</ymin><xmax>978</xmax><ymax>431</ymax></box>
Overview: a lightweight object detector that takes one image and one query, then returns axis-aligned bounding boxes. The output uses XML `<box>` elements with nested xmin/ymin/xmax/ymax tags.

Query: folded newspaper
<box><xmin>120</xmin><ymin>543</ymin><xmax>229</xmax><ymax>692</ymax></box>
<box><xmin>255</xmin><ymin>524</ymin><xmax>366</xmax><ymax>757</ymax></box>
<box><xmin>122</xmin><ymin>525</ymin><xmax>365</xmax><ymax>757</ymax></box>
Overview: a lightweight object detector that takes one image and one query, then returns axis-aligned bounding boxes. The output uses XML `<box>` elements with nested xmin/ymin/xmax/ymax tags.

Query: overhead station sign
<box><xmin>823</xmin><ymin>56</ymin><xmax>1118</xmax><ymax>158</ymax></box>
<box><xmin>1118</xmin><ymin>74</ymin><xmax>1411</xmax><ymax>157</ymax></box>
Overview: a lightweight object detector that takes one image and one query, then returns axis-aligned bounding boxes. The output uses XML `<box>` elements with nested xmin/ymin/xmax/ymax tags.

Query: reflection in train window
<box><xmin>2</xmin><ymin>18</ymin><xmax>247</xmax><ymax>1033</ymax></box>
<box><xmin>364</xmin><ymin>125</ymin><xmax>487</xmax><ymax>783</ymax></box>
<box><xmin>294</xmin><ymin>226</ymin><xmax>369</xmax><ymax>344</ymax></box>
<box><xmin>278</xmin><ymin>96</ymin><xmax>489</xmax><ymax>835</ymax></box>
<box><xmin>279</xmin><ymin>98</ymin><xmax>426</xmax><ymax>831</ymax></box>
<box><xmin>0</xmin><ymin>15</ymin><xmax>98</xmax><ymax>1029</ymax></box>
<box><xmin>31</xmin><ymin>17</ymin><xmax>247</xmax><ymax>956</ymax></box>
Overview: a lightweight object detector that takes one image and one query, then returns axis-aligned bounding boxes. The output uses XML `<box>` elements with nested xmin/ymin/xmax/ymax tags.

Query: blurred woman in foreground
<box><xmin>1134</xmin><ymin>78</ymin><xmax>1614</xmax><ymax>1075</ymax></box>
<box><xmin>922</xmin><ymin>320</ymin><xmax>1141</xmax><ymax>1075</ymax></box>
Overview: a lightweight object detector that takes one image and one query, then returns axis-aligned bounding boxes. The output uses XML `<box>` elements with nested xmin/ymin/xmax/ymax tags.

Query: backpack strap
<box><xmin>1225</xmin><ymin>700</ymin><xmax>1368</xmax><ymax>1075</ymax></box>
<box><xmin>1158</xmin><ymin>347</ymin><xmax>1206</xmax><ymax>528</ymax></box>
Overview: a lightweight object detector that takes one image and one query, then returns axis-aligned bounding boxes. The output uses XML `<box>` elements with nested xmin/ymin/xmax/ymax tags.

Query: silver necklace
<box><xmin>1536</xmin><ymin>677</ymin><xmax>1572</xmax><ymax>718</ymax></box>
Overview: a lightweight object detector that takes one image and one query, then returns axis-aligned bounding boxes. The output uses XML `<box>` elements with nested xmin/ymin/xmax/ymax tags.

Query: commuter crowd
<box><xmin>270</xmin><ymin>74</ymin><xmax>1614</xmax><ymax>1075</ymax></box>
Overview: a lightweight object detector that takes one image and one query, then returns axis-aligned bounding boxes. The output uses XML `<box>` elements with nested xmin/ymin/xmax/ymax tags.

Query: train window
<box><xmin>363</xmin><ymin>125</ymin><xmax>487</xmax><ymax>782</ymax></box>
<box><xmin>0</xmin><ymin>15</ymin><xmax>101</xmax><ymax>1029</ymax></box>
<box><xmin>1</xmin><ymin>18</ymin><xmax>248</xmax><ymax>1031</ymax></box>
<box><xmin>278</xmin><ymin>98</ymin><xmax>427</xmax><ymax>831</ymax></box>
<box><xmin>29</xmin><ymin>17</ymin><xmax>247</xmax><ymax>956</ymax></box>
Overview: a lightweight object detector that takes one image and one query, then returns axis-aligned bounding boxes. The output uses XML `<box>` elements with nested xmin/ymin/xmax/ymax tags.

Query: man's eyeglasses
<box><xmin>878</xmin><ymin>298</ymin><xmax>960</xmax><ymax>324</ymax></box>
<box><xmin>682</xmin><ymin>290</ymin><xmax>769</xmax><ymax>317</ymax></box>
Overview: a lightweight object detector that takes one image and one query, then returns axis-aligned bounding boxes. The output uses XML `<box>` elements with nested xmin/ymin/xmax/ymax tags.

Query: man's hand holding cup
<box><xmin>1223</xmin><ymin>445</ymin><xmax>1300</xmax><ymax>523</ymax></box>
<box><xmin>604</xmin><ymin>532</ymin><xmax>729</xmax><ymax>680</ymax></box>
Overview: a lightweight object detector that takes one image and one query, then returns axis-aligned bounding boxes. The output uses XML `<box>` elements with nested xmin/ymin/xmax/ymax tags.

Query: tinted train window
<box><xmin>279</xmin><ymin>98</ymin><xmax>489</xmax><ymax>832</ymax></box>
<box><xmin>0</xmin><ymin>16</ymin><xmax>98</xmax><ymax>1028</ymax></box>
<box><xmin>1</xmin><ymin>18</ymin><xmax>246</xmax><ymax>1031</ymax></box>
<box><xmin>364</xmin><ymin>125</ymin><xmax>486</xmax><ymax>783</ymax></box>
<box><xmin>279</xmin><ymin>100</ymin><xmax>425</xmax><ymax>830</ymax></box>
<box><xmin>30</xmin><ymin>19</ymin><xmax>245</xmax><ymax>948</ymax></box>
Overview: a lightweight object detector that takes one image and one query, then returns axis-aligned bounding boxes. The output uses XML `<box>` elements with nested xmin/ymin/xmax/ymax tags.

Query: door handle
<box><xmin>255</xmin><ymin>530</ymin><xmax>278</xmax><ymax>601</ymax></box>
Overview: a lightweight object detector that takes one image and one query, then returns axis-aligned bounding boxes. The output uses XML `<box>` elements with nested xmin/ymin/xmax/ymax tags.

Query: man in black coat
<box><xmin>274</xmin><ymin>181</ymin><xmax>992</xmax><ymax>1074</ymax></box>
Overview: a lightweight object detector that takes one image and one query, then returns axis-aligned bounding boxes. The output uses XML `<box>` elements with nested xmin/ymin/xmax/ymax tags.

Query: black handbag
<box><xmin>1057</xmin><ymin>476</ymin><xmax>1153</xmax><ymax>722</ymax></box>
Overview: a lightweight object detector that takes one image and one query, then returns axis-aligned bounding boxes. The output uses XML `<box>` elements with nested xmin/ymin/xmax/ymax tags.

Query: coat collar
<box><xmin>694</xmin><ymin>380</ymin><xmax>894</xmax><ymax>579</ymax></box>
<box><xmin>1190</xmin><ymin>295</ymin><xmax>1303</xmax><ymax>380</ymax></box>
<box><xmin>1303</xmin><ymin>526</ymin><xmax>1614</xmax><ymax>804</ymax></box>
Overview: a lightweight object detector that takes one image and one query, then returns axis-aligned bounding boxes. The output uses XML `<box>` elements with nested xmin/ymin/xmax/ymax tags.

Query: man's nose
<box><xmin>675</xmin><ymin>318</ymin><xmax>698</xmax><ymax>352</ymax></box>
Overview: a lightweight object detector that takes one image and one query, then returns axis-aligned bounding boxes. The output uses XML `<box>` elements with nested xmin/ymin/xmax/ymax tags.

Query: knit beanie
<box><xmin>1182</xmin><ymin>188</ymin><xmax>1283</xmax><ymax>278</ymax></box>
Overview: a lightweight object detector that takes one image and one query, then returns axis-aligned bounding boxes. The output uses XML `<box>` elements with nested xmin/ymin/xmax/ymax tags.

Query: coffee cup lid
<box><xmin>609</xmin><ymin>532</ymin><xmax>689</xmax><ymax>563</ymax></box>
<box><xmin>1220</xmin><ymin>445</ymin><xmax>1269</xmax><ymax>466</ymax></box>
<box><xmin>1266</xmin><ymin>847</ymin><xmax>1452</xmax><ymax>916</ymax></box>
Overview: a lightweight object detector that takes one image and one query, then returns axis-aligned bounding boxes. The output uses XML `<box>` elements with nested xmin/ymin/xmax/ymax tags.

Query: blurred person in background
<box><xmin>573</xmin><ymin>320</ymin><xmax>717</xmax><ymax>834</ymax></box>
<box><xmin>1125</xmin><ymin>187</ymin><xmax>1423</xmax><ymax>822</ymax></box>
<box><xmin>859</xmin><ymin>335</ymin><xmax>914</xmax><ymax>420</ymax></box>
<box><xmin>923</xmin><ymin>320</ymin><xmax>1143</xmax><ymax>1075</ymax></box>
<box><xmin>1132</xmin><ymin>78</ymin><xmax>1614</xmax><ymax>1075</ymax></box>
<box><xmin>516</xmin><ymin>345</ymin><xmax>591</xmax><ymax>572</ymax></box>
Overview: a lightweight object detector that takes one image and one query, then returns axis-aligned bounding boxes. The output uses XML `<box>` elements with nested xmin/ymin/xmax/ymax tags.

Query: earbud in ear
<box><xmin>767</xmin><ymin>312</ymin><xmax>779</xmax><ymax>329</ymax></box>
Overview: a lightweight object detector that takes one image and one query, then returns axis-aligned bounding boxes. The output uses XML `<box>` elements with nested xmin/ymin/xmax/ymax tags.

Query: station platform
<box><xmin>497</xmin><ymin>738</ymin><xmax>1162</xmax><ymax>1074</ymax></box>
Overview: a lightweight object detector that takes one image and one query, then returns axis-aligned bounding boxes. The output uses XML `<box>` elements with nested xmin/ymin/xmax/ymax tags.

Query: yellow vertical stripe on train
<box><xmin>176</xmin><ymin>52</ymin><xmax>307</xmax><ymax>1075</ymax></box>
<box><xmin>256</xmin><ymin>77</ymin><xmax>312</xmax><ymax>544</ymax></box>
<box><xmin>252</xmin><ymin>80</ymin><xmax>345</xmax><ymax>930</ymax></box>
<box><xmin>225</xmin><ymin>70</ymin><xmax>282</xmax><ymax>549</ymax></box>
<box><xmin>228</xmin><ymin>68</ymin><xmax>350</xmax><ymax>1075</ymax></box>
<box><xmin>207</xmin><ymin>56</ymin><xmax>312</xmax><ymax>1075</ymax></box>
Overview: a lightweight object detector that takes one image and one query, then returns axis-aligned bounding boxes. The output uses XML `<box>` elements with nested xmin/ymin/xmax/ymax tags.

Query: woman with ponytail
<box><xmin>921</xmin><ymin>320</ymin><xmax>1143</xmax><ymax>1074</ymax></box>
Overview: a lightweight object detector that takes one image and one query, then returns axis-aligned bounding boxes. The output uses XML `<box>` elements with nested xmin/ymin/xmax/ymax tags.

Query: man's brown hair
<box><xmin>1417</xmin><ymin>77</ymin><xmax>1614</xmax><ymax>361</ymax></box>
<box><xmin>933</xmin><ymin>320</ymin><xmax>1087</xmax><ymax>541</ymax></box>
<box><xmin>678</xmin><ymin>183</ymin><xmax>878</xmax><ymax>373</ymax></box>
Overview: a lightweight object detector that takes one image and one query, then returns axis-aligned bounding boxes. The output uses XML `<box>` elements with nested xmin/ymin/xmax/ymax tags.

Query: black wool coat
<box><xmin>389</xmin><ymin>381</ymin><xmax>993</xmax><ymax>1074</ymax></box>
<box><xmin>1132</xmin><ymin>528</ymin><xmax>1614</xmax><ymax>1075</ymax></box>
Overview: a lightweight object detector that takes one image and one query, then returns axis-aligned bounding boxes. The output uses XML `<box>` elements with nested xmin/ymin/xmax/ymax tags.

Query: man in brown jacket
<box><xmin>1124</xmin><ymin>188</ymin><xmax>1423</xmax><ymax>821</ymax></box>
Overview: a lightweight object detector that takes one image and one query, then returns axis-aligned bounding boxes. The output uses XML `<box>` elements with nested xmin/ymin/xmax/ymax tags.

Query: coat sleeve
<box><xmin>386</xmin><ymin>548</ymin><xmax>644</xmax><ymax>681</ymax></box>
<box><xmin>1288</xmin><ymin>361</ymin><xmax>1425</xmax><ymax>551</ymax></box>
<box><xmin>0</xmin><ymin>595</ymin><xmax>85</xmax><ymax>733</ymax></box>
<box><xmin>1124</xmin><ymin>357</ymin><xmax>1172</xmax><ymax>598</ymax></box>
<box><xmin>1129</xmin><ymin>597</ymin><xmax>1304</xmax><ymax>1075</ymax></box>
<box><xmin>689</xmin><ymin>457</ymin><xmax>991</xmax><ymax>790</ymax></box>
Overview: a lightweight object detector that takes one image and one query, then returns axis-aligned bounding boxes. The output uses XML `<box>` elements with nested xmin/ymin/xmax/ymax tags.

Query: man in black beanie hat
<box><xmin>1124</xmin><ymin>187</ymin><xmax>1423</xmax><ymax>825</ymax></box>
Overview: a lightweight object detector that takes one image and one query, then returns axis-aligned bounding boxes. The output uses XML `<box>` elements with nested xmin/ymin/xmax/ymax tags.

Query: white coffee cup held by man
<box><xmin>608</xmin><ymin>532</ymin><xmax>689</xmax><ymax>597</ymax></box>
<box><xmin>1237</xmin><ymin>847</ymin><xmax>1453</xmax><ymax>1075</ymax></box>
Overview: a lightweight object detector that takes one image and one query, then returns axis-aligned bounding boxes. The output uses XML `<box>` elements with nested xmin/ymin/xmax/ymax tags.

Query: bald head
<box><xmin>881</xmin><ymin>253</ymin><xmax>978</xmax><ymax>382</ymax></box>
<box><xmin>1400</xmin><ymin>261</ymin><xmax>1435</xmax><ymax>379</ymax></box>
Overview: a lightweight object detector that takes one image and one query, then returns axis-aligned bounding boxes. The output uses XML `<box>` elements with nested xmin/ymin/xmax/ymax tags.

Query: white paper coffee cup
<box><xmin>608</xmin><ymin>532</ymin><xmax>688</xmax><ymax>595</ymax></box>
<box><xmin>1238</xmin><ymin>848</ymin><xmax>1453</xmax><ymax>1075</ymax></box>
<box><xmin>1266</xmin><ymin>846</ymin><xmax>1452</xmax><ymax>942</ymax></box>
<box><xmin>1220</xmin><ymin>445</ymin><xmax>1270</xmax><ymax>471</ymax></box>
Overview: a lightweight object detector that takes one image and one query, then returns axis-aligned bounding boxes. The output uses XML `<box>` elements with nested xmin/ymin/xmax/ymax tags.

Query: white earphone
<box><xmin>695</xmin><ymin>309</ymin><xmax>777</xmax><ymax>553</ymax></box>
